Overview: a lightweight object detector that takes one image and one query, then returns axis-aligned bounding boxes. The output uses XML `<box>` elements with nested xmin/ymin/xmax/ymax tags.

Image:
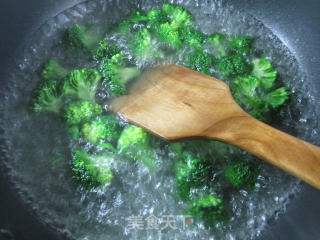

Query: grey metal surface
<box><xmin>0</xmin><ymin>0</ymin><xmax>319</xmax><ymax>239</ymax></box>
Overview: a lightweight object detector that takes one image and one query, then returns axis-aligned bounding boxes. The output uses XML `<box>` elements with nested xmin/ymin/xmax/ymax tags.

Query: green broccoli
<box><xmin>95</xmin><ymin>40</ymin><xmax>121</xmax><ymax>60</ymax></box>
<box><xmin>100</xmin><ymin>53</ymin><xmax>140</xmax><ymax>97</ymax></box>
<box><xmin>81</xmin><ymin>115</ymin><xmax>122</xmax><ymax>144</ymax></box>
<box><xmin>117</xmin><ymin>125</ymin><xmax>157</xmax><ymax>170</ymax></box>
<box><xmin>185</xmin><ymin>48</ymin><xmax>213</xmax><ymax>75</ymax></box>
<box><xmin>68</xmin><ymin>125</ymin><xmax>80</xmax><ymax>140</ymax></box>
<box><xmin>154</xmin><ymin>23</ymin><xmax>182</xmax><ymax>50</ymax></box>
<box><xmin>130</xmin><ymin>28</ymin><xmax>164</xmax><ymax>60</ymax></box>
<box><xmin>146</xmin><ymin>9</ymin><xmax>169</xmax><ymax>29</ymax></box>
<box><xmin>61</xmin><ymin>68</ymin><xmax>102</xmax><ymax>101</ymax></box>
<box><xmin>231</xmin><ymin>75</ymin><xmax>268</xmax><ymax>119</ymax></box>
<box><xmin>117</xmin><ymin>125</ymin><xmax>149</xmax><ymax>150</ymax></box>
<box><xmin>112</xmin><ymin>20</ymin><xmax>132</xmax><ymax>35</ymax></box>
<box><xmin>230</xmin><ymin>36</ymin><xmax>253</xmax><ymax>54</ymax></box>
<box><xmin>174</xmin><ymin>154</ymin><xmax>215</xmax><ymax>201</ymax></box>
<box><xmin>162</xmin><ymin>3</ymin><xmax>194</xmax><ymax>29</ymax></box>
<box><xmin>179</xmin><ymin>26</ymin><xmax>206</xmax><ymax>48</ymax></box>
<box><xmin>263</xmin><ymin>87</ymin><xmax>291</xmax><ymax>109</ymax></box>
<box><xmin>224</xmin><ymin>159</ymin><xmax>259</xmax><ymax>189</ymax></box>
<box><xmin>41</xmin><ymin>59</ymin><xmax>69</xmax><ymax>81</ymax></box>
<box><xmin>215</xmin><ymin>54</ymin><xmax>251</xmax><ymax>78</ymax></box>
<box><xmin>64</xmin><ymin>24</ymin><xmax>102</xmax><ymax>52</ymax></box>
<box><xmin>71</xmin><ymin>150</ymin><xmax>114</xmax><ymax>188</ymax></box>
<box><xmin>128</xmin><ymin>8</ymin><xmax>148</xmax><ymax>23</ymax></box>
<box><xmin>231</xmin><ymin>75</ymin><xmax>290</xmax><ymax>119</ymax></box>
<box><xmin>111</xmin><ymin>8</ymin><xmax>148</xmax><ymax>35</ymax></box>
<box><xmin>62</xmin><ymin>100</ymin><xmax>103</xmax><ymax>126</ymax></box>
<box><xmin>186</xmin><ymin>194</ymin><xmax>229</xmax><ymax>227</ymax></box>
<box><xmin>251</xmin><ymin>57</ymin><xmax>278</xmax><ymax>90</ymax></box>
<box><xmin>207</xmin><ymin>33</ymin><xmax>229</xmax><ymax>58</ymax></box>
<box><xmin>31</xmin><ymin>80</ymin><xmax>64</xmax><ymax>113</ymax></box>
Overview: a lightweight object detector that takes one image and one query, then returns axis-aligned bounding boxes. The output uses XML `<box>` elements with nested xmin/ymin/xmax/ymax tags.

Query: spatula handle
<box><xmin>203</xmin><ymin>114</ymin><xmax>320</xmax><ymax>189</ymax></box>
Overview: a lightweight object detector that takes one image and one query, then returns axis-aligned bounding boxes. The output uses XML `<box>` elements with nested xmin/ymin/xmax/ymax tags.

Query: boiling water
<box><xmin>0</xmin><ymin>1</ymin><xmax>319</xmax><ymax>240</ymax></box>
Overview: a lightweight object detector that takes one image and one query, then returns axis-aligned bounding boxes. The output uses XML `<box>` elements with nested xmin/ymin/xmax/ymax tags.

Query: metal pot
<box><xmin>0</xmin><ymin>0</ymin><xmax>319</xmax><ymax>239</ymax></box>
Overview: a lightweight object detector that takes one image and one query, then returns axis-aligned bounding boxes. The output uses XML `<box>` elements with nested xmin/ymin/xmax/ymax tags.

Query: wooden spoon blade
<box><xmin>109</xmin><ymin>64</ymin><xmax>244</xmax><ymax>140</ymax></box>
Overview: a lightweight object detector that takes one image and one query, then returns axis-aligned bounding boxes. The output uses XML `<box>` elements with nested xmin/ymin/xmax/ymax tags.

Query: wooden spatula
<box><xmin>110</xmin><ymin>64</ymin><xmax>320</xmax><ymax>190</ymax></box>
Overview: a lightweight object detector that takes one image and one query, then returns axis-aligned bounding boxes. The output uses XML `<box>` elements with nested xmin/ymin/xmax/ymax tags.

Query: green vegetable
<box><xmin>118</xmin><ymin>125</ymin><xmax>157</xmax><ymax>170</ymax></box>
<box><xmin>186</xmin><ymin>194</ymin><xmax>229</xmax><ymax>227</ymax></box>
<box><xmin>207</xmin><ymin>33</ymin><xmax>229</xmax><ymax>58</ymax></box>
<box><xmin>130</xmin><ymin>28</ymin><xmax>164</xmax><ymax>60</ymax></box>
<box><xmin>81</xmin><ymin>115</ymin><xmax>122</xmax><ymax>144</ymax></box>
<box><xmin>179</xmin><ymin>26</ymin><xmax>206</xmax><ymax>48</ymax></box>
<box><xmin>68</xmin><ymin>126</ymin><xmax>80</xmax><ymax>140</ymax></box>
<box><xmin>62</xmin><ymin>100</ymin><xmax>103</xmax><ymax>126</ymax></box>
<box><xmin>71</xmin><ymin>150</ymin><xmax>114</xmax><ymax>188</ymax></box>
<box><xmin>231</xmin><ymin>75</ymin><xmax>290</xmax><ymax>120</ymax></box>
<box><xmin>61</xmin><ymin>68</ymin><xmax>102</xmax><ymax>102</ymax></box>
<box><xmin>95</xmin><ymin>40</ymin><xmax>121</xmax><ymax>60</ymax></box>
<box><xmin>185</xmin><ymin>48</ymin><xmax>213</xmax><ymax>75</ymax></box>
<box><xmin>230</xmin><ymin>36</ymin><xmax>253</xmax><ymax>54</ymax></box>
<box><xmin>32</xmin><ymin>80</ymin><xmax>63</xmax><ymax>113</ymax></box>
<box><xmin>128</xmin><ymin>8</ymin><xmax>148</xmax><ymax>23</ymax></box>
<box><xmin>263</xmin><ymin>87</ymin><xmax>291</xmax><ymax>109</ymax></box>
<box><xmin>215</xmin><ymin>54</ymin><xmax>251</xmax><ymax>78</ymax></box>
<box><xmin>64</xmin><ymin>24</ymin><xmax>102</xmax><ymax>52</ymax></box>
<box><xmin>224</xmin><ymin>160</ymin><xmax>259</xmax><ymax>189</ymax></box>
<box><xmin>162</xmin><ymin>3</ymin><xmax>194</xmax><ymax>29</ymax></box>
<box><xmin>251</xmin><ymin>57</ymin><xmax>277</xmax><ymax>90</ymax></box>
<box><xmin>112</xmin><ymin>8</ymin><xmax>148</xmax><ymax>35</ymax></box>
<box><xmin>154</xmin><ymin>23</ymin><xmax>182</xmax><ymax>50</ymax></box>
<box><xmin>174</xmin><ymin>154</ymin><xmax>215</xmax><ymax>201</ymax></box>
<box><xmin>147</xmin><ymin>9</ymin><xmax>169</xmax><ymax>29</ymax></box>
<box><xmin>100</xmin><ymin>53</ymin><xmax>140</xmax><ymax>96</ymax></box>
<box><xmin>41</xmin><ymin>59</ymin><xmax>69</xmax><ymax>81</ymax></box>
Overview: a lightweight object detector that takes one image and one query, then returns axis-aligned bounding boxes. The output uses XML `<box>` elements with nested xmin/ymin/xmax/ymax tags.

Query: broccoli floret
<box><xmin>68</xmin><ymin>126</ymin><xmax>80</xmax><ymax>140</ymax></box>
<box><xmin>154</xmin><ymin>23</ymin><xmax>182</xmax><ymax>50</ymax></box>
<box><xmin>224</xmin><ymin>160</ymin><xmax>259</xmax><ymax>189</ymax></box>
<box><xmin>62</xmin><ymin>100</ymin><xmax>103</xmax><ymax>126</ymax></box>
<box><xmin>215</xmin><ymin>54</ymin><xmax>251</xmax><ymax>78</ymax></box>
<box><xmin>128</xmin><ymin>8</ymin><xmax>148</xmax><ymax>23</ymax></box>
<box><xmin>71</xmin><ymin>150</ymin><xmax>114</xmax><ymax>188</ymax></box>
<box><xmin>61</xmin><ymin>69</ymin><xmax>102</xmax><ymax>101</ymax></box>
<box><xmin>41</xmin><ymin>59</ymin><xmax>69</xmax><ymax>81</ymax></box>
<box><xmin>252</xmin><ymin>57</ymin><xmax>278</xmax><ymax>90</ymax></box>
<box><xmin>100</xmin><ymin>53</ymin><xmax>140</xmax><ymax>97</ymax></box>
<box><xmin>263</xmin><ymin>87</ymin><xmax>291</xmax><ymax>109</ymax></box>
<box><xmin>112</xmin><ymin>20</ymin><xmax>132</xmax><ymax>35</ymax></box>
<box><xmin>162</xmin><ymin>3</ymin><xmax>194</xmax><ymax>29</ymax></box>
<box><xmin>174</xmin><ymin>154</ymin><xmax>215</xmax><ymax>201</ymax></box>
<box><xmin>117</xmin><ymin>125</ymin><xmax>149</xmax><ymax>150</ymax></box>
<box><xmin>186</xmin><ymin>194</ymin><xmax>229</xmax><ymax>227</ymax></box>
<box><xmin>185</xmin><ymin>48</ymin><xmax>213</xmax><ymax>75</ymax></box>
<box><xmin>147</xmin><ymin>9</ymin><xmax>169</xmax><ymax>29</ymax></box>
<box><xmin>179</xmin><ymin>26</ymin><xmax>206</xmax><ymax>48</ymax></box>
<box><xmin>231</xmin><ymin>75</ymin><xmax>268</xmax><ymax>119</ymax></box>
<box><xmin>95</xmin><ymin>40</ymin><xmax>121</xmax><ymax>60</ymax></box>
<box><xmin>117</xmin><ymin>125</ymin><xmax>157</xmax><ymax>170</ymax></box>
<box><xmin>81</xmin><ymin>115</ymin><xmax>122</xmax><ymax>144</ymax></box>
<box><xmin>111</xmin><ymin>8</ymin><xmax>148</xmax><ymax>35</ymax></box>
<box><xmin>98</xmin><ymin>142</ymin><xmax>118</xmax><ymax>153</ymax></box>
<box><xmin>231</xmin><ymin>75</ymin><xmax>290</xmax><ymax>119</ymax></box>
<box><xmin>207</xmin><ymin>33</ymin><xmax>229</xmax><ymax>58</ymax></box>
<box><xmin>32</xmin><ymin>80</ymin><xmax>64</xmax><ymax>113</ymax></box>
<box><xmin>230</xmin><ymin>36</ymin><xmax>253</xmax><ymax>54</ymax></box>
<box><xmin>130</xmin><ymin>28</ymin><xmax>164</xmax><ymax>60</ymax></box>
<box><xmin>64</xmin><ymin>24</ymin><xmax>102</xmax><ymax>52</ymax></box>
